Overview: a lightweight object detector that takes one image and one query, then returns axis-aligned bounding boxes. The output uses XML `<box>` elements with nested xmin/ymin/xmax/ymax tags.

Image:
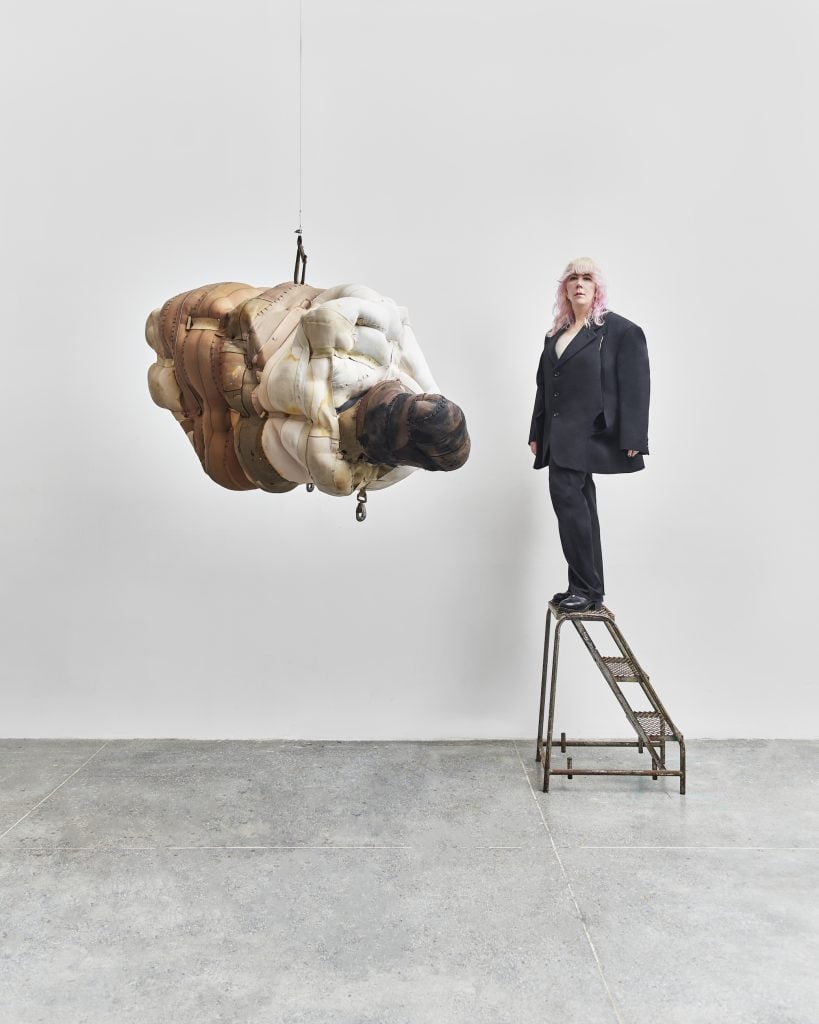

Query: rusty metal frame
<box><xmin>535</xmin><ymin>601</ymin><xmax>686</xmax><ymax>794</ymax></box>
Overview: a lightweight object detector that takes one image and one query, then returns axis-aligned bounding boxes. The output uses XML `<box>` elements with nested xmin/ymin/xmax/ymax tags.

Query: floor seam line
<box><xmin>0</xmin><ymin>741</ymin><xmax>112</xmax><ymax>842</ymax></box>
<box><xmin>512</xmin><ymin>739</ymin><xmax>624</xmax><ymax>1024</ymax></box>
<box><xmin>1</xmin><ymin>843</ymin><xmax>534</xmax><ymax>853</ymax></box>
<box><xmin>6</xmin><ymin>845</ymin><xmax>417</xmax><ymax>852</ymax></box>
<box><xmin>578</xmin><ymin>845</ymin><xmax>819</xmax><ymax>851</ymax></box>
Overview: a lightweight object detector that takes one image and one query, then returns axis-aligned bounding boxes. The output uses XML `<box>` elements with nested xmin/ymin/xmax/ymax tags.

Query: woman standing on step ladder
<box><xmin>528</xmin><ymin>257</ymin><xmax>651</xmax><ymax>613</ymax></box>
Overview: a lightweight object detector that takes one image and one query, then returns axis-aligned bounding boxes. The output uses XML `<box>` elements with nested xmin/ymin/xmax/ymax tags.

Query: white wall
<box><xmin>2</xmin><ymin>0</ymin><xmax>816</xmax><ymax>738</ymax></box>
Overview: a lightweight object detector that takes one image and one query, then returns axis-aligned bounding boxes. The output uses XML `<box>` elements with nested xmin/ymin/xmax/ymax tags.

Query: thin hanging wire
<box><xmin>297</xmin><ymin>0</ymin><xmax>303</xmax><ymax>234</ymax></box>
<box><xmin>293</xmin><ymin>0</ymin><xmax>307</xmax><ymax>284</ymax></box>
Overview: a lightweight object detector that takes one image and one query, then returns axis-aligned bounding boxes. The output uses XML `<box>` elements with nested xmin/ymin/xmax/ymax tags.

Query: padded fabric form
<box><xmin>146</xmin><ymin>281</ymin><xmax>439</xmax><ymax>496</ymax></box>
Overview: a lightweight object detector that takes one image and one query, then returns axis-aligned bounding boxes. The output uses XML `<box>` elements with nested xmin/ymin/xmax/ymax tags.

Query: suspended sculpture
<box><xmin>146</xmin><ymin>280</ymin><xmax>469</xmax><ymax>514</ymax></box>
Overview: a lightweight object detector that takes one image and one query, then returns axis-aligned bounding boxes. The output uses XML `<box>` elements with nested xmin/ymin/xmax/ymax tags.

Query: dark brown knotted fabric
<box><xmin>353</xmin><ymin>380</ymin><xmax>470</xmax><ymax>471</ymax></box>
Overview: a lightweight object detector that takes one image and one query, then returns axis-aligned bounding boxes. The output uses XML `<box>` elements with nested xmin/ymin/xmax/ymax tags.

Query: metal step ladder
<box><xmin>536</xmin><ymin>600</ymin><xmax>686</xmax><ymax>793</ymax></box>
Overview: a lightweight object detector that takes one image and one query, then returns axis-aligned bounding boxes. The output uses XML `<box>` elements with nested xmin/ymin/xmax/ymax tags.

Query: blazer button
<box><xmin>553</xmin><ymin>391</ymin><xmax>559</xmax><ymax>397</ymax></box>
<box><xmin>553</xmin><ymin>371</ymin><xmax>560</xmax><ymax>377</ymax></box>
<box><xmin>553</xmin><ymin>412</ymin><xmax>559</xmax><ymax>417</ymax></box>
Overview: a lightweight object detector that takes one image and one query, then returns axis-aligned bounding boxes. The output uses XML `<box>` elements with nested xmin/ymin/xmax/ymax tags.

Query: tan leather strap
<box><xmin>185</xmin><ymin>316</ymin><xmax>221</xmax><ymax>331</ymax></box>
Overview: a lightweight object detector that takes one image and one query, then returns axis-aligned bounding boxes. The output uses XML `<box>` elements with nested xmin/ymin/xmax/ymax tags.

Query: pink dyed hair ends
<box><xmin>547</xmin><ymin>257</ymin><xmax>609</xmax><ymax>336</ymax></box>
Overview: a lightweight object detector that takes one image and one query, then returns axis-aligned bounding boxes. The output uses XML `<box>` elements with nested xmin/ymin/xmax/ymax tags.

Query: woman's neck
<box><xmin>571</xmin><ymin>299</ymin><xmax>591</xmax><ymax>323</ymax></box>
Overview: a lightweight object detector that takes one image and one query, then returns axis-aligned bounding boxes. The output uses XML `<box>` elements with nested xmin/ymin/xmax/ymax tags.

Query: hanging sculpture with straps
<box><xmin>145</xmin><ymin>7</ymin><xmax>469</xmax><ymax>518</ymax></box>
<box><xmin>145</xmin><ymin>276</ymin><xmax>470</xmax><ymax>517</ymax></box>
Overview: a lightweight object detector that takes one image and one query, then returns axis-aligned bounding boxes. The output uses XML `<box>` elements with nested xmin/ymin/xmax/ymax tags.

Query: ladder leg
<box><xmin>536</xmin><ymin>609</ymin><xmax>553</xmax><ymax>763</ymax></box>
<box><xmin>542</xmin><ymin>621</ymin><xmax>563</xmax><ymax>793</ymax></box>
<box><xmin>679</xmin><ymin>736</ymin><xmax>687</xmax><ymax>795</ymax></box>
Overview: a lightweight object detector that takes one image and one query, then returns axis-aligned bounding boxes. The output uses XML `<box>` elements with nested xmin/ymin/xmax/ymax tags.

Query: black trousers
<box><xmin>548</xmin><ymin>461</ymin><xmax>605</xmax><ymax>600</ymax></box>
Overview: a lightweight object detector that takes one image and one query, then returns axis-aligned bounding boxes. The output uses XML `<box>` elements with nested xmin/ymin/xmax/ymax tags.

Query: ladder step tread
<box><xmin>634</xmin><ymin>711</ymin><xmax>671</xmax><ymax>739</ymax></box>
<box><xmin>601</xmin><ymin>655</ymin><xmax>643</xmax><ymax>681</ymax></box>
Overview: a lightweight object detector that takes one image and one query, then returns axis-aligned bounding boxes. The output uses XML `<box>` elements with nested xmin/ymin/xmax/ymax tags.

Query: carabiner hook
<box><xmin>355</xmin><ymin>487</ymin><xmax>368</xmax><ymax>522</ymax></box>
<box><xmin>293</xmin><ymin>229</ymin><xmax>307</xmax><ymax>285</ymax></box>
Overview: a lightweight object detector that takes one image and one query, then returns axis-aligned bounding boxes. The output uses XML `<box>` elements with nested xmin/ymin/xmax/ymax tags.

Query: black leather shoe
<box><xmin>558</xmin><ymin>594</ymin><xmax>603</xmax><ymax>613</ymax></box>
<box><xmin>551</xmin><ymin>590</ymin><xmax>571</xmax><ymax>604</ymax></box>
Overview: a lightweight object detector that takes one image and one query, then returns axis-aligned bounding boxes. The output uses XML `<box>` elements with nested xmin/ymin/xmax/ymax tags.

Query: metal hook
<box><xmin>293</xmin><ymin>229</ymin><xmax>307</xmax><ymax>285</ymax></box>
<box><xmin>355</xmin><ymin>487</ymin><xmax>368</xmax><ymax>523</ymax></box>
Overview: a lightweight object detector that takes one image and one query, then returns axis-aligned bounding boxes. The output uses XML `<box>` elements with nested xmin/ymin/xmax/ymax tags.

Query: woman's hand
<box><xmin>627</xmin><ymin>449</ymin><xmax>638</xmax><ymax>457</ymax></box>
<box><xmin>530</xmin><ymin>441</ymin><xmax>537</xmax><ymax>455</ymax></box>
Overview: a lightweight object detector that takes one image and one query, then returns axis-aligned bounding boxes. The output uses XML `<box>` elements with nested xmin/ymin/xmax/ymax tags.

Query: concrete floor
<box><xmin>0</xmin><ymin>740</ymin><xmax>817</xmax><ymax>1024</ymax></box>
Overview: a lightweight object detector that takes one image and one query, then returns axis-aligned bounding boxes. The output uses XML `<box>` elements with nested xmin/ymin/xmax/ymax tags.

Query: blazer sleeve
<box><xmin>616</xmin><ymin>324</ymin><xmax>650</xmax><ymax>454</ymax></box>
<box><xmin>529</xmin><ymin>349</ymin><xmax>545</xmax><ymax>444</ymax></box>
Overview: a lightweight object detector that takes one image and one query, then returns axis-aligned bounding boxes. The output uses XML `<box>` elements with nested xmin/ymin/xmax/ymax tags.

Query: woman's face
<box><xmin>565</xmin><ymin>272</ymin><xmax>595</xmax><ymax>311</ymax></box>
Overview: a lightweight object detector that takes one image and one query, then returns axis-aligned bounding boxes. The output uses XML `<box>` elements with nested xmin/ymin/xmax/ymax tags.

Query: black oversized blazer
<box><xmin>528</xmin><ymin>310</ymin><xmax>650</xmax><ymax>474</ymax></box>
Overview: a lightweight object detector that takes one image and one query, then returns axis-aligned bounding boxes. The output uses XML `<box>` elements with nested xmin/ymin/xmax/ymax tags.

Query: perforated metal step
<box><xmin>601</xmin><ymin>655</ymin><xmax>642</xmax><ymax>682</ymax></box>
<box><xmin>634</xmin><ymin>711</ymin><xmax>671</xmax><ymax>739</ymax></box>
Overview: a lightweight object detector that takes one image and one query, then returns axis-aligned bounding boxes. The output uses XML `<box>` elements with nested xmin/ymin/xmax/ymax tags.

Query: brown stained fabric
<box><xmin>218</xmin><ymin>339</ymin><xmax>257</xmax><ymax>417</ymax></box>
<box><xmin>149</xmin><ymin>283</ymin><xmax>266</xmax><ymax>491</ymax></box>
<box><xmin>234</xmin><ymin>418</ymin><xmax>298</xmax><ymax>494</ymax></box>
<box><xmin>147</xmin><ymin>281</ymin><xmax>326</xmax><ymax>493</ymax></box>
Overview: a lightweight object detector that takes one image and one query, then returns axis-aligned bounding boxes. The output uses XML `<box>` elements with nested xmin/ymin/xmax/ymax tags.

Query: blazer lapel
<box><xmin>555</xmin><ymin>321</ymin><xmax>605</xmax><ymax>366</ymax></box>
